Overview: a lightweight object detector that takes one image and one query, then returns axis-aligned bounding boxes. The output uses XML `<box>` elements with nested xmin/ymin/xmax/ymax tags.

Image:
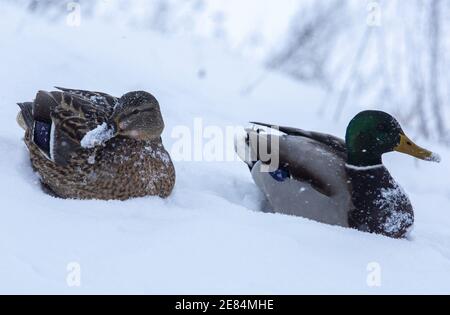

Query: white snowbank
<box><xmin>1</xmin><ymin>3</ymin><xmax>450</xmax><ymax>294</ymax></box>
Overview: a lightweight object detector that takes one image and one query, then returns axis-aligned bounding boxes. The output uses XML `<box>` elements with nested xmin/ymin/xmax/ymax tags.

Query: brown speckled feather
<box><xmin>19</xmin><ymin>88</ymin><xmax>176</xmax><ymax>200</ymax></box>
<box><xmin>25</xmin><ymin>131</ymin><xmax>175</xmax><ymax>200</ymax></box>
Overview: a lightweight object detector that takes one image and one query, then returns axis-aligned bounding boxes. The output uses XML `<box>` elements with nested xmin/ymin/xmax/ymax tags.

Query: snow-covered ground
<box><xmin>1</xmin><ymin>3</ymin><xmax>450</xmax><ymax>294</ymax></box>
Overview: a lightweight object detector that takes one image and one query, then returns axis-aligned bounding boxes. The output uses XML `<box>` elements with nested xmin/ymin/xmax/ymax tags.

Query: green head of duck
<box><xmin>345</xmin><ymin>110</ymin><xmax>441</xmax><ymax>167</ymax></box>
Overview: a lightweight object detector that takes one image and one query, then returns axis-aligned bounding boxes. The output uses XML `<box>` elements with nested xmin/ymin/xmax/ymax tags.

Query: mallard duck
<box><xmin>235</xmin><ymin>111</ymin><xmax>441</xmax><ymax>238</ymax></box>
<box><xmin>17</xmin><ymin>87</ymin><xmax>175</xmax><ymax>200</ymax></box>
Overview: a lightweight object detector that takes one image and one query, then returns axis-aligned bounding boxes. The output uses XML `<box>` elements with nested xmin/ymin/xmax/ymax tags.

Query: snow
<box><xmin>427</xmin><ymin>152</ymin><xmax>442</xmax><ymax>163</ymax></box>
<box><xmin>345</xmin><ymin>164</ymin><xmax>384</xmax><ymax>171</ymax></box>
<box><xmin>1</xmin><ymin>3</ymin><xmax>450</xmax><ymax>294</ymax></box>
<box><xmin>376</xmin><ymin>183</ymin><xmax>414</xmax><ymax>236</ymax></box>
<box><xmin>80</xmin><ymin>123</ymin><xmax>115</xmax><ymax>149</ymax></box>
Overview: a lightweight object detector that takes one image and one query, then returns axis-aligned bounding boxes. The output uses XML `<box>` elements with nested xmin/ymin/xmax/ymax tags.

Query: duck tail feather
<box><xmin>17</xmin><ymin>102</ymin><xmax>34</xmax><ymax>130</ymax></box>
<box><xmin>235</xmin><ymin>128</ymin><xmax>271</xmax><ymax>171</ymax></box>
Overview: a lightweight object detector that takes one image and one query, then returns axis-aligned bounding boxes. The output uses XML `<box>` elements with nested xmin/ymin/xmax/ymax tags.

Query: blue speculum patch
<box><xmin>33</xmin><ymin>120</ymin><xmax>51</xmax><ymax>156</ymax></box>
<box><xmin>269</xmin><ymin>168</ymin><xmax>290</xmax><ymax>182</ymax></box>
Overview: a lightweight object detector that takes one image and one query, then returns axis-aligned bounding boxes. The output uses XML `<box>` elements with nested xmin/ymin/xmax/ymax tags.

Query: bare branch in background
<box><xmin>272</xmin><ymin>0</ymin><xmax>449</xmax><ymax>144</ymax></box>
<box><xmin>268</xmin><ymin>0</ymin><xmax>347</xmax><ymax>88</ymax></box>
<box><xmin>6</xmin><ymin>0</ymin><xmax>450</xmax><ymax>144</ymax></box>
<box><xmin>429</xmin><ymin>0</ymin><xmax>446</xmax><ymax>143</ymax></box>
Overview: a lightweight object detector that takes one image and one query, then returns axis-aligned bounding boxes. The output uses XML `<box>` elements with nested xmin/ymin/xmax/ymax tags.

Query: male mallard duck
<box><xmin>17</xmin><ymin>87</ymin><xmax>175</xmax><ymax>200</ymax></box>
<box><xmin>236</xmin><ymin>111</ymin><xmax>441</xmax><ymax>238</ymax></box>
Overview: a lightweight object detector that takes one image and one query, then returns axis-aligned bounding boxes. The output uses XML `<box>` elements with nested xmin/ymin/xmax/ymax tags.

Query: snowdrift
<box><xmin>1</xmin><ymin>3</ymin><xmax>450</xmax><ymax>294</ymax></box>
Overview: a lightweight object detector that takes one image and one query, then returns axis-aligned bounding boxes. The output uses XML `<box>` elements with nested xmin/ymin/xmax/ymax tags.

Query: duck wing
<box><xmin>250</xmin><ymin>122</ymin><xmax>347</xmax><ymax>160</ymax></box>
<box><xmin>55</xmin><ymin>87</ymin><xmax>118</xmax><ymax>112</ymax></box>
<box><xmin>242</xmin><ymin>128</ymin><xmax>352</xmax><ymax>227</ymax></box>
<box><xmin>19</xmin><ymin>90</ymin><xmax>110</xmax><ymax>166</ymax></box>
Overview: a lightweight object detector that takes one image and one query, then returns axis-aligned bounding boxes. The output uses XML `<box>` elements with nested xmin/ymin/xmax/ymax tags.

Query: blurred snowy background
<box><xmin>5</xmin><ymin>0</ymin><xmax>450</xmax><ymax>143</ymax></box>
<box><xmin>1</xmin><ymin>0</ymin><xmax>449</xmax><ymax>294</ymax></box>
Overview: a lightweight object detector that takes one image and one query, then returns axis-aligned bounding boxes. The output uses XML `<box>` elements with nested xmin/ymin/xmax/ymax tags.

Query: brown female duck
<box><xmin>17</xmin><ymin>87</ymin><xmax>175</xmax><ymax>200</ymax></box>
